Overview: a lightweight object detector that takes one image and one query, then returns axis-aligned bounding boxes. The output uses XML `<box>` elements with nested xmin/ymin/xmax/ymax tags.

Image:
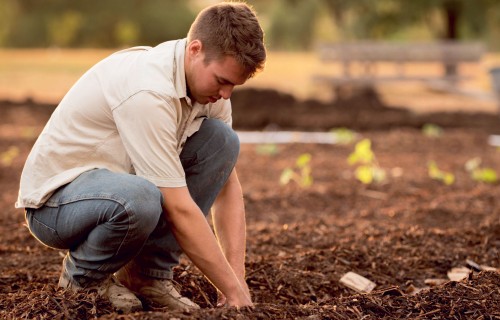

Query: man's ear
<box><xmin>187</xmin><ymin>40</ymin><xmax>202</xmax><ymax>58</ymax></box>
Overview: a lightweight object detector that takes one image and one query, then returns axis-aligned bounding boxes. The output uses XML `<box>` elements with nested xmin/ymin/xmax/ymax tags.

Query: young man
<box><xmin>16</xmin><ymin>2</ymin><xmax>266</xmax><ymax>313</ymax></box>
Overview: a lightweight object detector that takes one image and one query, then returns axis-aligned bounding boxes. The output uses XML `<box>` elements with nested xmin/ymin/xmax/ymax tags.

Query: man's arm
<box><xmin>212</xmin><ymin>169</ymin><xmax>247</xmax><ymax>282</ymax></box>
<box><xmin>212</xmin><ymin>168</ymin><xmax>250</xmax><ymax>305</ymax></box>
<box><xmin>159</xmin><ymin>186</ymin><xmax>251</xmax><ymax>307</ymax></box>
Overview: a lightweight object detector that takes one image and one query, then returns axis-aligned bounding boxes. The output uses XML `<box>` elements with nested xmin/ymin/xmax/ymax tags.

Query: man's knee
<box><xmin>201</xmin><ymin>118</ymin><xmax>240</xmax><ymax>160</ymax></box>
<box><xmin>119</xmin><ymin>176</ymin><xmax>163</xmax><ymax>229</ymax></box>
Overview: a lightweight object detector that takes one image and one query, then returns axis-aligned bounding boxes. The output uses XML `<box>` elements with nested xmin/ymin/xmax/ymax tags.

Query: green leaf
<box><xmin>428</xmin><ymin>161</ymin><xmax>454</xmax><ymax>185</ymax></box>
<box><xmin>0</xmin><ymin>146</ymin><xmax>19</xmax><ymax>166</ymax></box>
<box><xmin>301</xmin><ymin>175</ymin><xmax>313</xmax><ymax>188</ymax></box>
<box><xmin>281</xmin><ymin>153</ymin><xmax>314</xmax><ymax>188</ymax></box>
<box><xmin>256</xmin><ymin>144</ymin><xmax>278</xmax><ymax>155</ymax></box>
<box><xmin>296</xmin><ymin>153</ymin><xmax>311</xmax><ymax>168</ymax></box>
<box><xmin>465</xmin><ymin>157</ymin><xmax>481</xmax><ymax>172</ymax></box>
<box><xmin>348</xmin><ymin>139</ymin><xmax>374</xmax><ymax>165</ymax></box>
<box><xmin>279</xmin><ymin>168</ymin><xmax>294</xmax><ymax>185</ymax></box>
<box><xmin>443</xmin><ymin>173</ymin><xmax>455</xmax><ymax>185</ymax></box>
<box><xmin>422</xmin><ymin>123</ymin><xmax>443</xmax><ymax>138</ymax></box>
<box><xmin>428</xmin><ymin>161</ymin><xmax>441</xmax><ymax>179</ymax></box>
<box><xmin>472</xmin><ymin>168</ymin><xmax>498</xmax><ymax>184</ymax></box>
<box><xmin>355</xmin><ymin>165</ymin><xmax>373</xmax><ymax>184</ymax></box>
<box><xmin>330</xmin><ymin>127</ymin><xmax>356</xmax><ymax>144</ymax></box>
<box><xmin>347</xmin><ymin>152</ymin><xmax>359</xmax><ymax>166</ymax></box>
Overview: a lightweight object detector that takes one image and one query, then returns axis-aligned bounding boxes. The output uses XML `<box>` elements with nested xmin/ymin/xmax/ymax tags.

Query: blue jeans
<box><xmin>25</xmin><ymin>119</ymin><xmax>240</xmax><ymax>286</ymax></box>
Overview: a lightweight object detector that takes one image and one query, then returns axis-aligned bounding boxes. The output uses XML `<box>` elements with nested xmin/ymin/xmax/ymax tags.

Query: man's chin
<box><xmin>192</xmin><ymin>95</ymin><xmax>218</xmax><ymax>105</ymax></box>
<box><xmin>207</xmin><ymin>96</ymin><xmax>218</xmax><ymax>104</ymax></box>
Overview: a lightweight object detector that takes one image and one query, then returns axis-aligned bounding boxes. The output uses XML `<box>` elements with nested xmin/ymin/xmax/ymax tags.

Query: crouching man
<box><xmin>16</xmin><ymin>1</ymin><xmax>266</xmax><ymax>313</ymax></box>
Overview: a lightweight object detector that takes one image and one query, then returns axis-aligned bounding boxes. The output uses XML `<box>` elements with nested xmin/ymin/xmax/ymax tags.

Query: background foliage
<box><xmin>0</xmin><ymin>0</ymin><xmax>195</xmax><ymax>47</ymax></box>
<box><xmin>1</xmin><ymin>0</ymin><xmax>500</xmax><ymax>50</ymax></box>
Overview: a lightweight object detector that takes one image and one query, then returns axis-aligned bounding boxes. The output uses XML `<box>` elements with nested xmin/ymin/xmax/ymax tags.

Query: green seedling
<box><xmin>255</xmin><ymin>143</ymin><xmax>278</xmax><ymax>156</ymax></box>
<box><xmin>0</xmin><ymin>146</ymin><xmax>20</xmax><ymax>166</ymax></box>
<box><xmin>465</xmin><ymin>157</ymin><xmax>498</xmax><ymax>184</ymax></box>
<box><xmin>422</xmin><ymin>123</ymin><xmax>443</xmax><ymax>138</ymax></box>
<box><xmin>428</xmin><ymin>161</ymin><xmax>454</xmax><ymax>185</ymax></box>
<box><xmin>21</xmin><ymin>126</ymin><xmax>39</xmax><ymax>139</ymax></box>
<box><xmin>280</xmin><ymin>153</ymin><xmax>313</xmax><ymax>188</ymax></box>
<box><xmin>347</xmin><ymin>139</ymin><xmax>386</xmax><ymax>184</ymax></box>
<box><xmin>330</xmin><ymin>127</ymin><xmax>356</xmax><ymax>144</ymax></box>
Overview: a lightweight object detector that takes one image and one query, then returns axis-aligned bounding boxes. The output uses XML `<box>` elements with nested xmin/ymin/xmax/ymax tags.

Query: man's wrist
<box><xmin>229</xmin><ymin>262</ymin><xmax>246</xmax><ymax>280</ymax></box>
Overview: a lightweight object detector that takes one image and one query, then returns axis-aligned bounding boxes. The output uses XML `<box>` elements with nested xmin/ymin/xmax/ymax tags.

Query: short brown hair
<box><xmin>187</xmin><ymin>1</ymin><xmax>266</xmax><ymax>78</ymax></box>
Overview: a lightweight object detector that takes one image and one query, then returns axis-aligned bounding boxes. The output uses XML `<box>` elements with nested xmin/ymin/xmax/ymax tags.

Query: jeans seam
<box><xmin>110</xmin><ymin>205</ymin><xmax>133</xmax><ymax>266</ymax></box>
<box><xmin>31</xmin><ymin>214</ymin><xmax>66</xmax><ymax>248</ymax></box>
<box><xmin>46</xmin><ymin>193</ymin><xmax>128</xmax><ymax>208</ymax></box>
<box><xmin>92</xmin><ymin>201</ymin><xmax>135</xmax><ymax>274</ymax></box>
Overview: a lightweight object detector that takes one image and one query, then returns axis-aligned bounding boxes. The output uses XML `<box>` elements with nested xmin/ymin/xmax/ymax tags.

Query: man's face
<box><xmin>185</xmin><ymin>41</ymin><xmax>248</xmax><ymax>104</ymax></box>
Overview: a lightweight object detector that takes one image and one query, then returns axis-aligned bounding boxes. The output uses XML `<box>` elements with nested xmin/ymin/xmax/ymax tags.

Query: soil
<box><xmin>1</xmin><ymin>88</ymin><xmax>500</xmax><ymax>319</ymax></box>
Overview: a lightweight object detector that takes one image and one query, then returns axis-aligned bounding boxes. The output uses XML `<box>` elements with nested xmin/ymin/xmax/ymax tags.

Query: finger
<box><xmin>216</xmin><ymin>295</ymin><xmax>227</xmax><ymax>307</ymax></box>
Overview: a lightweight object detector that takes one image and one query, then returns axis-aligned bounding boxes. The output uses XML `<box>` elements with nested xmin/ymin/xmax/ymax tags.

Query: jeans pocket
<box><xmin>26</xmin><ymin>209</ymin><xmax>67</xmax><ymax>249</ymax></box>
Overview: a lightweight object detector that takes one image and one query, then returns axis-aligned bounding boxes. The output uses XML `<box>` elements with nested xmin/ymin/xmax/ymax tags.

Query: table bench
<box><xmin>313</xmin><ymin>41</ymin><xmax>485</xmax><ymax>88</ymax></box>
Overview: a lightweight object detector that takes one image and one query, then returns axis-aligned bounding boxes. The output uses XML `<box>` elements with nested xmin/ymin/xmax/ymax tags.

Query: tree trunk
<box><xmin>443</xmin><ymin>0</ymin><xmax>460</xmax><ymax>78</ymax></box>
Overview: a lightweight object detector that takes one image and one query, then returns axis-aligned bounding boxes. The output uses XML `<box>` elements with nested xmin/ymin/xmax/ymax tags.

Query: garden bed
<box><xmin>1</xmin><ymin>89</ymin><xmax>499</xmax><ymax>319</ymax></box>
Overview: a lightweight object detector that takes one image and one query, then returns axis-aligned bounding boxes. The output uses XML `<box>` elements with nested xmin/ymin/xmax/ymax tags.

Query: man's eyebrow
<box><xmin>218</xmin><ymin>76</ymin><xmax>235</xmax><ymax>86</ymax></box>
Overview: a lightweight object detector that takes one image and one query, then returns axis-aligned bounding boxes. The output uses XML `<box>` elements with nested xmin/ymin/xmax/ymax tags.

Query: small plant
<box><xmin>422</xmin><ymin>123</ymin><xmax>443</xmax><ymax>138</ymax></box>
<box><xmin>0</xmin><ymin>146</ymin><xmax>20</xmax><ymax>166</ymax></box>
<box><xmin>280</xmin><ymin>153</ymin><xmax>313</xmax><ymax>188</ymax></box>
<box><xmin>428</xmin><ymin>161</ymin><xmax>455</xmax><ymax>185</ymax></box>
<box><xmin>21</xmin><ymin>126</ymin><xmax>38</xmax><ymax>139</ymax></box>
<box><xmin>465</xmin><ymin>157</ymin><xmax>498</xmax><ymax>184</ymax></box>
<box><xmin>347</xmin><ymin>139</ymin><xmax>386</xmax><ymax>184</ymax></box>
<box><xmin>255</xmin><ymin>143</ymin><xmax>278</xmax><ymax>156</ymax></box>
<box><xmin>330</xmin><ymin>127</ymin><xmax>356</xmax><ymax>144</ymax></box>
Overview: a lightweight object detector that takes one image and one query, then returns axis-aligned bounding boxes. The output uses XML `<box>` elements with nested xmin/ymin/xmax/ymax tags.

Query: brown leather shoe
<box><xmin>58</xmin><ymin>269</ymin><xmax>143</xmax><ymax>313</ymax></box>
<box><xmin>115</xmin><ymin>264</ymin><xmax>199</xmax><ymax>311</ymax></box>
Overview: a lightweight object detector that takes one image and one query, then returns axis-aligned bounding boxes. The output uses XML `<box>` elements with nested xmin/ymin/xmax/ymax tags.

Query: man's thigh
<box><xmin>27</xmin><ymin>169</ymin><xmax>163</xmax><ymax>249</ymax></box>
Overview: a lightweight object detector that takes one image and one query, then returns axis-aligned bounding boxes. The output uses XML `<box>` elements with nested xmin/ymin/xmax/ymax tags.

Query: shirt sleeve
<box><xmin>210</xmin><ymin>99</ymin><xmax>232</xmax><ymax>127</ymax></box>
<box><xmin>112</xmin><ymin>90</ymin><xmax>186</xmax><ymax>187</ymax></box>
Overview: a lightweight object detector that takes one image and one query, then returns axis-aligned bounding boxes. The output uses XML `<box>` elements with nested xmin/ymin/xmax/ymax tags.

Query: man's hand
<box><xmin>160</xmin><ymin>186</ymin><xmax>252</xmax><ymax>307</ymax></box>
<box><xmin>217</xmin><ymin>292</ymin><xmax>227</xmax><ymax>308</ymax></box>
<box><xmin>217</xmin><ymin>278</ymin><xmax>251</xmax><ymax>307</ymax></box>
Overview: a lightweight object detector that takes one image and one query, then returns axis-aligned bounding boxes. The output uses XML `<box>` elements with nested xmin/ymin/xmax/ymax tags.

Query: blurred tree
<box><xmin>0</xmin><ymin>0</ymin><xmax>194</xmax><ymax>48</ymax></box>
<box><xmin>267</xmin><ymin>0</ymin><xmax>320</xmax><ymax>50</ymax></box>
<box><xmin>6</xmin><ymin>0</ymin><xmax>51</xmax><ymax>47</ymax></box>
<box><xmin>321</xmin><ymin>0</ymin><xmax>500</xmax><ymax>43</ymax></box>
<box><xmin>320</xmin><ymin>0</ymin><xmax>500</xmax><ymax>74</ymax></box>
<box><xmin>1</xmin><ymin>0</ymin><xmax>500</xmax><ymax>50</ymax></box>
<box><xmin>114</xmin><ymin>19</ymin><xmax>140</xmax><ymax>47</ymax></box>
<box><xmin>0</xmin><ymin>0</ymin><xmax>17</xmax><ymax>46</ymax></box>
<box><xmin>135</xmin><ymin>0</ymin><xmax>194</xmax><ymax>46</ymax></box>
<box><xmin>47</xmin><ymin>10</ymin><xmax>83</xmax><ymax>47</ymax></box>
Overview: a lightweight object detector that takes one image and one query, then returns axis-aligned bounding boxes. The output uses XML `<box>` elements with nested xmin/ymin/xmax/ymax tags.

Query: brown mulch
<box><xmin>1</xmin><ymin>88</ymin><xmax>500</xmax><ymax>319</ymax></box>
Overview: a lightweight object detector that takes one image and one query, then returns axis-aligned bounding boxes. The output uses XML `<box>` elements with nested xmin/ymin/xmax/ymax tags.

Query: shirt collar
<box><xmin>174</xmin><ymin>38</ymin><xmax>190</xmax><ymax>105</ymax></box>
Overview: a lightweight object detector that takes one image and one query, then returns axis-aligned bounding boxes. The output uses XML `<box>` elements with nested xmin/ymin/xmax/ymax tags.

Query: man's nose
<box><xmin>219</xmin><ymin>84</ymin><xmax>234</xmax><ymax>100</ymax></box>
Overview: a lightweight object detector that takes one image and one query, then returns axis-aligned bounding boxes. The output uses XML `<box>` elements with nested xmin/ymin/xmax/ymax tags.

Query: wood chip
<box><xmin>424</xmin><ymin>278</ymin><xmax>448</xmax><ymax>286</ymax></box>
<box><xmin>466</xmin><ymin>259</ymin><xmax>482</xmax><ymax>272</ymax></box>
<box><xmin>447</xmin><ymin>267</ymin><xmax>471</xmax><ymax>281</ymax></box>
<box><xmin>340</xmin><ymin>272</ymin><xmax>376</xmax><ymax>293</ymax></box>
<box><xmin>480</xmin><ymin>265</ymin><xmax>498</xmax><ymax>272</ymax></box>
<box><xmin>406</xmin><ymin>285</ymin><xmax>429</xmax><ymax>295</ymax></box>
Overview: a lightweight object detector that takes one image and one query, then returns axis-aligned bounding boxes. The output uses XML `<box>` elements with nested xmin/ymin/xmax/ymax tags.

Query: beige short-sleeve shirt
<box><xmin>16</xmin><ymin>38</ymin><xmax>232</xmax><ymax>209</ymax></box>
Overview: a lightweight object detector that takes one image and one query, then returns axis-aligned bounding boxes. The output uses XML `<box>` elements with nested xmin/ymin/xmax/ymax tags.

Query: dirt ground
<box><xmin>1</xmin><ymin>88</ymin><xmax>500</xmax><ymax>319</ymax></box>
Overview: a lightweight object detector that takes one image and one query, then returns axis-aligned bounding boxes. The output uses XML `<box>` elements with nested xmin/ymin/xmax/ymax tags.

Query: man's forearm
<box><xmin>160</xmin><ymin>186</ymin><xmax>251</xmax><ymax>306</ymax></box>
<box><xmin>213</xmin><ymin>169</ymin><xmax>247</xmax><ymax>280</ymax></box>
